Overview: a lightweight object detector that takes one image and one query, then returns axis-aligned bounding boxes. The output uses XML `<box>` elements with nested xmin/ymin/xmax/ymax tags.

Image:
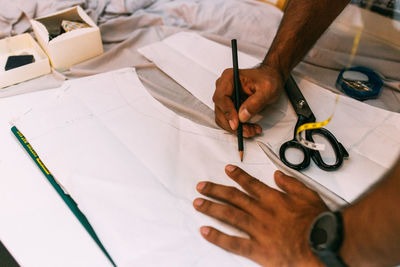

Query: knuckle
<box><xmin>261</xmin><ymin>79</ymin><xmax>272</xmax><ymax>89</ymax></box>
<box><xmin>214</xmin><ymin>114</ymin><xmax>229</xmax><ymax>130</ymax></box>
<box><xmin>221</xmin><ymin>206</ymin><xmax>234</xmax><ymax>220</ymax></box>
<box><xmin>228</xmin><ymin>238</ymin><xmax>242</xmax><ymax>252</ymax></box>
<box><xmin>212</xmin><ymin>93</ymin><xmax>220</xmax><ymax>104</ymax></box>
<box><xmin>222</xmin><ymin>68</ymin><xmax>232</xmax><ymax>76</ymax></box>
<box><xmin>242</xmin><ymin>195</ymin><xmax>254</xmax><ymax>207</ymax></box>
<box><xmin>215</xmin><ymin>77</ymin><xmax>221</xmax><ymax>87</ymax></box>
<box><xmin>214</xmin><ymin>115</ymin><xmax>220</xmax><ymax>126</ymax></box>
<box><xmin>247</xmin><ymin>176</ymin><xmax>260</xmax><ymax>188</ymax></box>
<box><xmin>259</xmin><ymin>91</ymin><xmax>270</xmax><ymax>104</ymax></box>
<box><xmin>244</xmin><ymin>127</ymin><xmax>255</xmax><ymax>138</ymax></box>
<box><xmin>213</xmin><ymin>93</ymin><xmax>227</xmax><ymax>105</ymax></box>
<box><xmin>262</xmin><ymin>190</ymin><xmax>281</xmax><ymax>203</ymax></box>
<box><xmin>306</xmin><ymin>190</ymin><xmax>323</xmax><ymax>203</ymax></box>
<box><xmin>214</xmin><ymin>112</ymin><xmax>223</xmax><ymax>124</ymax></box>
<box><xmin>227</xmin><ymin>187</ymin><xmax>255</xmax><ymax>209</ymax></box>
<box><xmin>200</xmin><ymin>182</ymin><xmax>212</xmax><ymax>194</ymax></box>
<box><xmin>239</xmin><ymin>175</ymin><xmax>252</xmax><ymax>187</ymax></box>
<box><xmin>212</xmin><ymin>90</ymin><xmax>219</xmax><ymax>103</ymax></box>
<box><xmin>231</xmin><ymin>166</ymin><xmax>243</xmax><ymax>177</ymax></box>
<box><xmin>246</xmin><ymin>126</ymin><xmax>254</xmax><ymax>135</ymax></box>
<box><xmin>206</xmin><ymin>228</ymin><xmax>222</xmax><ymax>245</ymax></box>
<box><xmin>231</xmin><ymin>210</ymin><xmax>250</xmax><ymax>227</ymax></box>
<box><xmin>226</xmin><ymin>186</ymin><xmax>239</xmax><ymax>196</ymax></box>
<box><xmin>207</xmin><ymin>184</ymin><xmax>228</xmax><ymax>198</ymax></box>
<box><xmin>240</xmin><ymin>242</ymin><xmax>254</xmax><ymax>257</ymax></box>
<box><xmin>214</xmin><ymin>109</ymin><xmax>222</xmax><ymax>120</ymax></box>
<box><xmin>200</xmin><ymin>200</ymin><xmax>213</xmax><ymax>213</ymax></box>
<box><xmin>223</xmin><ymin>109</ymin><xmax>232</xmax><ymax>118</ymax></box>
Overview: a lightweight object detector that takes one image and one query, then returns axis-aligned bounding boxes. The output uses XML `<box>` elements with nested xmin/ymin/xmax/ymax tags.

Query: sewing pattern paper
<box><xmin>14</xmin><ymin>68</ymin><xmax>277</xmax><ymax>267</ymax></box>
<box><xmin>139</xmin><ymin>32</ymin><xmax>400</xmax><ymax>202</ymax></box>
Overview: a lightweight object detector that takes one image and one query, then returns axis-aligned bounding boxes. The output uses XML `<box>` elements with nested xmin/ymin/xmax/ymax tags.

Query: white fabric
<box><xmin>105</xmin><ymin>0</ymin><xmax>154</xmax><ymax>14</ymax></box>
<box><xmin>139</xmin><ymin>32</ymin><xmax>400</xmax><ymax>202</ymax></box>
<box><xmin>0</xmin><ymin>90</ymin><xmax>112</xmax><ymax>267</ymax></box>
<box><xmin>1</xmin><ymin>1</ymin><xmax>399</xmax><ymax>112</ymax></box>
<box><xmin>11</xmin><ymin>68</ymin><xmax>277</xmax><ymax>267</ymax></box>
<box><xmin>1</xmin><ymin>0</ymin><xmax>400</xmax><ymax>265</ymax></box>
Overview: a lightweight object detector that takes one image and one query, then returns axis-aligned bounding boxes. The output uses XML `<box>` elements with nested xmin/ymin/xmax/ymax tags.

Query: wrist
<box><xmin>298</xmin><ymin>215</ymin><xmax>326</xmax><ymax>267</ymax></box>
<box><xmin>256</xmin><ymin>61</ymin><xmax>286</xmax><ymax>88</ymax></box>
<box><xmin>261</xmin><ymin>51</ymin><xmax>290</xmax><ymax>82</ymax></box>
<box><xmin>339</xmin><ymin>208</ymin><xmax>365</xmax><ymax>267</ymax></box>
<box><xmin>304</xmin><ymin>245</ymin><xmax>326</xmax><ymax>267</ymax></box>
<box><xmin>338</xmin><ymin>209</ymin><xmax>352</xmax><ymax>265</ymax></box>
<box><xmin>309</xmin><ymin>211</ymin><xmax>348</xmax><ymax>267</ymax></box>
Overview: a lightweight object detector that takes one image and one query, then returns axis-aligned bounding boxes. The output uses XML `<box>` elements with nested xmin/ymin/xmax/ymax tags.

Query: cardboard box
<box><xmin>0</xmin><ymin>34</ymin><xmax>51</xmax><ymax>89</ymax></box>
<box><xmin>31</xmin><ymin>6</ymin><xmax>103</xmax><ymax>70</ymax></box>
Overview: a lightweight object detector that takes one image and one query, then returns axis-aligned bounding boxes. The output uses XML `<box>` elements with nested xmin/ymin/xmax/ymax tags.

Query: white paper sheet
<box><xmin>0</xmin><ymin>90</ymin><xmax>112</xmax><ymax>267</ymax></box>
<box><xmin>12</xmin><ymin>68</ymin><xmax>279</xmax><ymax>266</ymax></box>
<box><xmin>138</xmin><ymin>32</ymin><xmax>260</xmax><ymax>110</ymax></box>
<box><xmin>138</xmin><ymin>32</ymin><xmax>400</xmax><ymax>202</ymax></box>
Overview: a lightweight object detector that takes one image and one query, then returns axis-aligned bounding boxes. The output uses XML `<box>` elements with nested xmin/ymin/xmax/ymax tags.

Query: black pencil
<box><xmin>231</xmin><ymin>39</ymin><xmax>244</xmax><ymax>161</ymax></box>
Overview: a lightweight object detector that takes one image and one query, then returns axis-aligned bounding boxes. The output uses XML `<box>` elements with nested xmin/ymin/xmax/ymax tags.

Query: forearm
<box><xmin>340</xmin><ymin>159</ymin><xmax>400</xmax><ymax>266</ymax></box>
<box><xmin>262</xmin><ymin>0</ymin><xmax>350</xmax><ymax>80</ymax></box>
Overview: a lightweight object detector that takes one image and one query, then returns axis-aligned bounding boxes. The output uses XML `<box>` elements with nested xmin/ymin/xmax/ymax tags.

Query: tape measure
<box><xmin>336</xmin><ymin>66</ymin><xmax>383</xmax><ymax>101</ymax></box>
<box><xmin>295</xmin><ymin>95</ymin><xmax>339</xmax><ymax>151</ymax></box>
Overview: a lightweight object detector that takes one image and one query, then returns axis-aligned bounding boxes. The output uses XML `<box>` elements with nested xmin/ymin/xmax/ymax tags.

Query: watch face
<box><xmin>309</xmin><ymin>212</ymin><xmax>339</xmax><ymax>251</ymax></box>
<box><xmin>310</xmin><ymin>226</ymin><xmax>328</xmax><ymax>247</ymax></box>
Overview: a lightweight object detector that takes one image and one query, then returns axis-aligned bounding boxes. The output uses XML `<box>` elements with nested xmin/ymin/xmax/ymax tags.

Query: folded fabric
<box><xmin>105</xmin><ymin>0</ymin><xmax>154</xmax><ymax>14</ymax></box>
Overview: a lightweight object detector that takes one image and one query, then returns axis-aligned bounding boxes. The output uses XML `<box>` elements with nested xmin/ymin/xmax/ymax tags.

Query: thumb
<box><xmin>238</xmin><ymin>91</ymin><xmax>268</xmax><ymax>123</ymax></box>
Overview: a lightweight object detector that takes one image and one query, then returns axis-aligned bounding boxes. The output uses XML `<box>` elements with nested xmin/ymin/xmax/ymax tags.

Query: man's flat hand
<box><xmin>193</xmin><ymin>165</ymin><xmax>327</xmax><ymax>267</ymax></box>
<box><xmin>212</xmin><ymin>66</ymin><xmax>283</xmax><ymax>138</ymax></box>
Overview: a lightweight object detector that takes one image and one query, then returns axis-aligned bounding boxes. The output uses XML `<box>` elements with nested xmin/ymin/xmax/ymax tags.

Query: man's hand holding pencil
<box><xmin>212</xmin><ymin>60</ymin><xmax>284</xmax><ymax>138</ymax></box>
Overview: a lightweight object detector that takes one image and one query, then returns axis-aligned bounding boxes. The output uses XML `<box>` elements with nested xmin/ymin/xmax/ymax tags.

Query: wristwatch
<box><xmin>308</xmin><ymin>211</ymin><xmax>348</xmax><ymax>267</ymax></box>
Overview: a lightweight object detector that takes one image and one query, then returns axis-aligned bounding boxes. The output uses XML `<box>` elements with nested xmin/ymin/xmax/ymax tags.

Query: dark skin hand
<box><xmin>194</xmin><ymin>162</ymin><xmax>400</xmax><ymax>266</ymax></box>
<box><xmin>193</xmin><ymin>165</ymin><xmax>326</xmax><ymax>267</ymax></box>
<box><xmin>213</xmin><ymin>0</ymin><xmax>350</xmax><ymax>138</ymax></box>
<box><xmin>212</xmin><ymin>65</ymin><xmax>284</xmax><ymax>138</ymax></box>
<box><xmin>206</xmin><ymin>0</ymin><xmax>400</xmax><ymax>265</ymax></box>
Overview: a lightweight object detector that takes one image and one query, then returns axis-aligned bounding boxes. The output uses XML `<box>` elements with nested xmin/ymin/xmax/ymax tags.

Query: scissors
<box><xmin>279</xmin><ymin>76</ymin><xmax>349</xmax><ymax>171</ymax></box>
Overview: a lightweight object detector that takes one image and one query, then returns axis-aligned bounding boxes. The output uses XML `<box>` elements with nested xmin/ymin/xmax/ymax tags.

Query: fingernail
<box><xmin>229</xmin><ymin>120</ymin><xmax>236</xmax><ymax>130</ymax></box>
<box><xmin>239</xmin><ymin>108</ymin><xmax>251</xmax><ymax>122</ymax></box>
<box><xmin>194</xmin><ymin>198</ymin><xmax>204</xmax><ymax>207</ymax></box>
<box><xmin>226</xmin><ymin>164</ymin><xmax>237</xmax><ymax>173</ymax></box>
<box><xmin>196</xmin><ymin>182</ymin><xmax>206</xmax><ymax>192</ymax></box>
<box><xmin>200</xmin><ymin>226</ymin><xmax>210</xmax><ymax>236</ymax></box>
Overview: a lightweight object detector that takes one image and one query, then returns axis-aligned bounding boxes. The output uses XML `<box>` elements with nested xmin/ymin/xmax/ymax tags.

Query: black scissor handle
<box><xmin>279</xmin><ymin>139</ymin><xmax>311</xmax><ymax>171</ymax></box>
<box><xmin>309</xmin><ymin>128</ymin><xmax>349</xmax><ymax>171</ymax></box>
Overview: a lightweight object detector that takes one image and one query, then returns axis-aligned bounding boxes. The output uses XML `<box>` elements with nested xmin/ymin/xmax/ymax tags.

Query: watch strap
<box><xmin>311</xmin><ymin>211</ymin><xmax>347</xmax><ymax>267</ymax></box>
<box><xmin>317</xmin><ymin>249</ymin><xmax>348</xmax><ymax>267</ymax></box>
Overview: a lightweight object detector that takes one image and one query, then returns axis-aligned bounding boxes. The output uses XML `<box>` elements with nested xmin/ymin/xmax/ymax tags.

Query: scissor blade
<box><xmin>285</xmin><ymin>76</ymin><xmax>314</xmax><ymax>119</ymax></box>
<box><xmin>256</xmin><ymin>141</ymin><xmax>349</xmax><ymax>210</ymax></box>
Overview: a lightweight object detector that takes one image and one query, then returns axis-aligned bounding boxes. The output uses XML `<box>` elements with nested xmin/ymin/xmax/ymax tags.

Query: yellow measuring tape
<box><xmin>295</xmin><ymin>95</ymin><xmax>339</xmax><ymax>151</ymax></box>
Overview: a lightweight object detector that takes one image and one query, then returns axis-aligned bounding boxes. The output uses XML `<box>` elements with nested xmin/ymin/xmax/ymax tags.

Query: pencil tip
<box><xmin>239</xmin><ymin>151</ymin><xmax>243</xmax><ymax>162</ymax></box>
